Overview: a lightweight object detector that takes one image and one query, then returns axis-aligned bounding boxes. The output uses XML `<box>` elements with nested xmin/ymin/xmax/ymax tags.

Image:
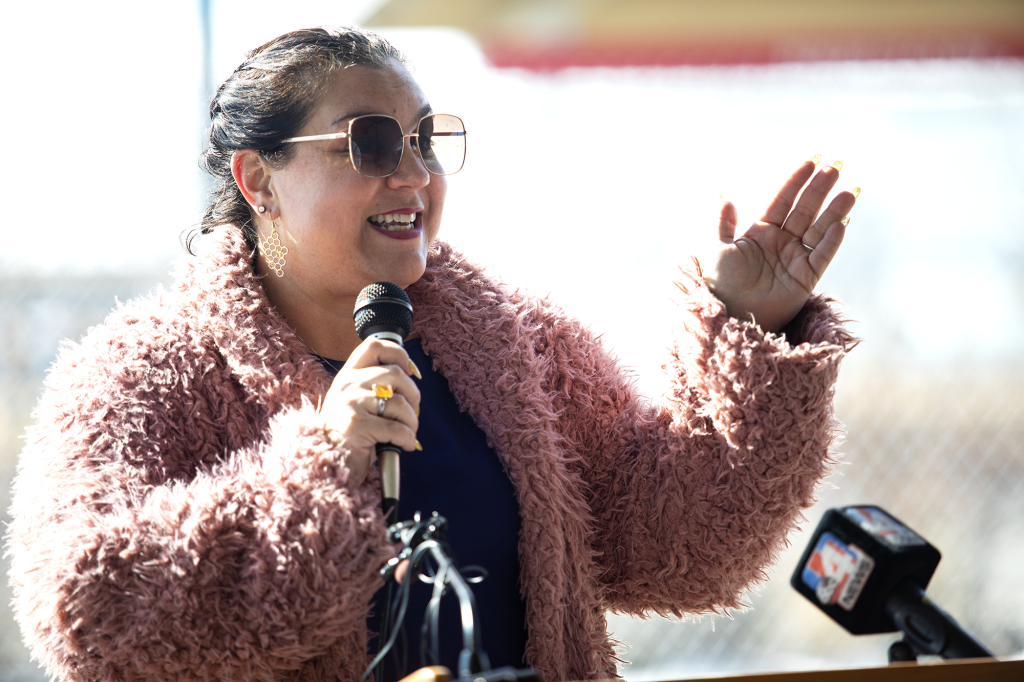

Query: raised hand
<box><xmin>701</xmin><ymin>159</ymin><xmax>857</xmax><ymax>333</ymax></box>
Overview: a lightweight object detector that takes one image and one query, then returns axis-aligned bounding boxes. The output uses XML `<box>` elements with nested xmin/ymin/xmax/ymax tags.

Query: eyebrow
<box><xmin>331</xmin><ymin>103</ymin><xmax>434</xmax><ymax>129</ymax></box>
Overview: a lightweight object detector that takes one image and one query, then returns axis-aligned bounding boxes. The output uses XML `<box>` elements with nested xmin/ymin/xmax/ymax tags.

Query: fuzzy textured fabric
<box><xmin>7</xmin><ymin>226</ymin><xmax>855</xmax><ymax>682</ymax></box>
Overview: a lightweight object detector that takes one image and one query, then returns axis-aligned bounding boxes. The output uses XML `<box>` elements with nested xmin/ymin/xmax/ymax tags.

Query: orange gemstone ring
<box><xmin>373</xmin><ymin>384</ymin><xmax>394</xmax><ymax>417</ymax></box>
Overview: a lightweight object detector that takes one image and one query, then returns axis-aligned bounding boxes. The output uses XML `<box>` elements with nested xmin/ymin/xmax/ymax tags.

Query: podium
<box><xmin>401</xmin><ymin>658</ymin><xmax>1022</xmax><ymax>682</ymax></box>
<box><xmin>610</xmin><ymin>657</ymin><xmax>1023</xmax><ymax>681</ymax></box>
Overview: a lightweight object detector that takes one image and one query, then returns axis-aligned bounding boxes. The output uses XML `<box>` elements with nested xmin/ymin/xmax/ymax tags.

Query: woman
<box><xmin>7</xmin><ymin>26</ymin><xmax>856</xmax><ymax>682</ymax></box>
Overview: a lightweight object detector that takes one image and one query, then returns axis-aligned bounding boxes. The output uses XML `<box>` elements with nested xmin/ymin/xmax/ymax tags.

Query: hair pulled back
<box><xmin>192</xmin><ymin>26</ymin><xmax>405</xmax><ymax>253</ymax></box>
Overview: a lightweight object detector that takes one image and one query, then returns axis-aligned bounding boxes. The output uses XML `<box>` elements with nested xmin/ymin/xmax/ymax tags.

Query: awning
<box><xmin>364</xmin><ymin>0</ymin><xmax>1024</xmax><ymax>69</ymax></box>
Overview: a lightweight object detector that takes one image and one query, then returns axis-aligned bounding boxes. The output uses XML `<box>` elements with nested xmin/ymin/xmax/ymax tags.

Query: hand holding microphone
<box><xmin>353</xmin><ymin>282</ymin><xmax>417</xmax><ymax>524</ymax></box>
<box><xmin>318</xmin><ymin>283</ymin><xmax>420</xmax><ymax>516</ymax></box>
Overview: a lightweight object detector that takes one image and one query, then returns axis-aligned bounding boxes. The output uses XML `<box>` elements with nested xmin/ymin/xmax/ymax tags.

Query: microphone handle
<box><xmin>377</xmin><ymin>443</ymin><xmax>400</xmax><ymax>525</ymax></box>
<box><xmin>369</xmin><ymin>330</ymin><xmax>404</xmax><ymax>525</ymax></box>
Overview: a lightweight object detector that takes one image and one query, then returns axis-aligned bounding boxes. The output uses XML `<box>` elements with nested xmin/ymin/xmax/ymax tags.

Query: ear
<box><xmin>231</xmin><ymin>150</ymin><xmax>276</xmax><ymax>219</ymax></box>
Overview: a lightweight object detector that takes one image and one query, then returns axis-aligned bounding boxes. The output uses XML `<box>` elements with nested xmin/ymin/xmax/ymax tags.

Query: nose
<box><xmin>387</xmin><ymin>134</ymin><xmax>430</xmax><ymax>189</ymax></box>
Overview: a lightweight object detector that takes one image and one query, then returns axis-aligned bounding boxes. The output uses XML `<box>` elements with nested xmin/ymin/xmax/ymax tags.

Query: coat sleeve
<box><xmin>5</xmin><ymin>305</ymin><xmax>391</xmax><ymax>682</ymax></box>
<box><xmin>539</xmin><ymin>269</ymin><xmax>856</xmax><ymax>617</ymax></box>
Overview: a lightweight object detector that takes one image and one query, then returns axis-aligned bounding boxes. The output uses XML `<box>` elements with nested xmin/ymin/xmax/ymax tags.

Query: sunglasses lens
<box><xmin>349</xmin><ymin>116</ymin><xmax>404</xmax><ymax>177</ymax></box>
<box><xmin>417</xmin><ymin>114</ymin><xmax>466</xmax><ymax>176</ymax></box>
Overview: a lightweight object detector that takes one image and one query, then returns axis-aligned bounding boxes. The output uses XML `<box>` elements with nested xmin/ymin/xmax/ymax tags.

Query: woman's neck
<box><xmin>257</xmin><ymin>261</ymin><xmax>363</xmax><ymax>362</ymax></box>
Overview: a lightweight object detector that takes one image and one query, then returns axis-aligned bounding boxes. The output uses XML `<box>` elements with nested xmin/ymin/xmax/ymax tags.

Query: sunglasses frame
<box><xmin>282</xmin><ymin>113</ymin><xmax>466</xmax><ymax>178</ymax></box>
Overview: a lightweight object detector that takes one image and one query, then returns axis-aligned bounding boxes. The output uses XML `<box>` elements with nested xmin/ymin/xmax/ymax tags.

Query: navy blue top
<box><xmin>315</xmin><ymin>338</ymin><xmax>527</xmax><ymax>680</ymax></box>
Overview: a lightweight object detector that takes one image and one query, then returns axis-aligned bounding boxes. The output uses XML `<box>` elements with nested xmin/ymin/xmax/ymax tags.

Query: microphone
<box><xmin>791</xmin><ymin>505</ymin><xmax>994</xmax><ymax>661</ymax></box>
<box><xmin>354</xmin><ymin>281</ymin><xmax>414</xmax><ymax>525</ymax></box>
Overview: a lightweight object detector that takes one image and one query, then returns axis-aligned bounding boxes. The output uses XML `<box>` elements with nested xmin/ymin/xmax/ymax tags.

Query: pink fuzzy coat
<box><xmin>7</xmin><ymin>227</ymin><xmax>854</xmax><ymax>682</ymax></box>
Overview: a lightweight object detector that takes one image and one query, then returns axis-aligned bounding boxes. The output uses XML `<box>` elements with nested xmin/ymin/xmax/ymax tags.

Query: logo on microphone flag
<box><xmin>801</xmin><ymin>532</ymin><xmax>875</xmax><ymax>611</ymax></box>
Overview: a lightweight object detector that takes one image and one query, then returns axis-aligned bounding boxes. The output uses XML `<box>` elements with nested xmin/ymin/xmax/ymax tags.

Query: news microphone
<box><xmin>791</xmin><ymin>505</ymin><xmax>994</xmax><ymax>661</ymax></box>
<box><xmin>354</xmin><ymin>281</ymin><xmax>414</xmax><ymax>525</ymax></box>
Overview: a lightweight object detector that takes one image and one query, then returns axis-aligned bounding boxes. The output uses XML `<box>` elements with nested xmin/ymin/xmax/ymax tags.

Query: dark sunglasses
<box><xmin>282</xmin><ymin>113</ymin><xmax>466</xmax><ymax>178</ymax></box>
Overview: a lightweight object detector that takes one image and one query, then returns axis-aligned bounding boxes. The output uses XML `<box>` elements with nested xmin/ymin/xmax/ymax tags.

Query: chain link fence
<box><xmin>1</xmin><ymin>272</ymin><xmax>172</xmax><ymax>681</ymax></box>
<box><xmin>610</xmin><ymin>354</ymin><xmax>1024</xmax><ymax>678</ymax></box>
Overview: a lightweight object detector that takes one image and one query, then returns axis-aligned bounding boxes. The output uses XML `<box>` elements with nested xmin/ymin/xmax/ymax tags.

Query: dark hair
<box><xmin>189</xmin><ymin>26</ymin><xmax>406</xmax><ymax>253</ymax></box>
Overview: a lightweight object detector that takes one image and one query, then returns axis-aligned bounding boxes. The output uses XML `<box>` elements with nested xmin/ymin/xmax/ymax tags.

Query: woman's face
<box><xmin>263</xmin><ymin>61</ymin><xmax>447</xmax><ymax>297</ymax></box>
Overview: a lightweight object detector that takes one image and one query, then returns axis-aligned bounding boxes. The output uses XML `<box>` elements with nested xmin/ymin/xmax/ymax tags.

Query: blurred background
<box><xmin>2</xmin><ymin>1</ymin><xmax>1023</xmax><ymax>680</ymax></box>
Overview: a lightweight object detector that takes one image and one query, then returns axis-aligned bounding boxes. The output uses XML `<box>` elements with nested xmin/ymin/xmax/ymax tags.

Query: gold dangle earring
<box><xmin>260</xmin><ymin>217</ymin><xmax>288</xmax><ymax>277</ymax></box>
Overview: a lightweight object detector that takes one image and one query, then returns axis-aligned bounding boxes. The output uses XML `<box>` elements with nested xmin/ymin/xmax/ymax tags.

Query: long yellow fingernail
<box><xmin>810</xmin><ymin>154</ymin><xmax>822</xmax><ymax>166</ymax></box>
<box><xmin>841</xmin><ymin>216</ymin><xmax>851</xmax><ymax>227</ymax></box>
<box><xmin>415</xmin><ymin>439</ymin><xmax>423</xmax><ymax>451</ymax></box>
<box><xmin>415</xmin><ymin>406</ymin><xmax>420</xmax><ymax>418</ymax></box>
<box><xmin>408</xmin><ymin>359</ymin><xmax>422</xmax><ymax>380</ymax></box>
<box><xmin>851</xmin><ymin>187</ymin><xmax>861</xmax><ymax>198</ymax></box>
<box><xmin>831</xmin><ymin>160</ymin><xmax>843</xmax><ymax>171</ymax></box>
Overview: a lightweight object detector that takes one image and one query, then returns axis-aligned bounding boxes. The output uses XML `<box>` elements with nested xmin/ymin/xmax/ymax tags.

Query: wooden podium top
<box><xmin>401</xmin><ymin>658</ymin><xmax>1023</xmax><ymax>682</ymax></box>
<box><xmin>610</xmin><ymin>657</ymin><xmax>1024</xmax><ymax>682</ymax></box>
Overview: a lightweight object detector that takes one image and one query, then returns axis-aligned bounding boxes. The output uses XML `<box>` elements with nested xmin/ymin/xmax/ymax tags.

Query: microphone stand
<box><xmin>364</xmin><ymin>512</ymin><xmax>541</xmax><ymax>682</ymax></box>
<box><xmin>885</xmin><ymin>580</ymin><xmax>994</xmax><ymax>662</ymax></box>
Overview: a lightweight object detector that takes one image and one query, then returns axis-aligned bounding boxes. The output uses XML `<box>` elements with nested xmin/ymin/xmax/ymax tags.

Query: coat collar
<box><xmin>408</xmin><ymin>243</ymin><xmax>608</xmax><ymax>680</ymax></box>
<box><xmin>177</xmin><ymin>226</ymin><xmax>329</xmax><ymax>416</ymax></box>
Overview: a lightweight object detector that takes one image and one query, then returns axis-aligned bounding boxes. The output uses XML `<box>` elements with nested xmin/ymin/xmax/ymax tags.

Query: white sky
<box><xmin>3</xmin><ymin>1</ymin><xmax>1024</xmax><ymax>383</ymax></box>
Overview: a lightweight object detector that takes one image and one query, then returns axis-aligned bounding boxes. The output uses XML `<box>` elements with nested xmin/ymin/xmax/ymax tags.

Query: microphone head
<box><xmin>354</xmin><ymin>282</ymin><xmax>413</xmax><ymax>342</ymax></box>
<box><xmin>791</xmin><ymin>506</ymin><xmax>941</xmax><ymax>635</ymax></box>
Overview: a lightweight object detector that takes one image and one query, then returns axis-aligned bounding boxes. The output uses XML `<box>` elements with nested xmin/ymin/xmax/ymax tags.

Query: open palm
<box><xmin>702</xmin><ymin>161</ymin><xmax>857</xmax><ymax>333</ymax></box>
